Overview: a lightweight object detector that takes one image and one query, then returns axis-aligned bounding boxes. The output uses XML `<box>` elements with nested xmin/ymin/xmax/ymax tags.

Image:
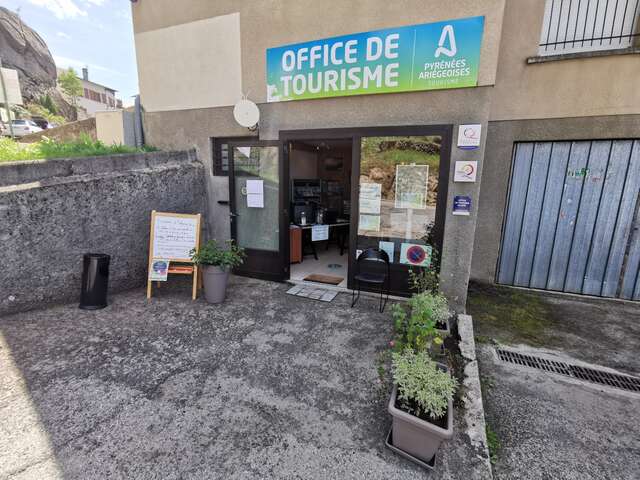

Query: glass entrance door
<box><xmin>349</xmin><ymin>129</ymin><xmax>451</xmax><ymax>296</ymax></box>
<box><xmin>228</xmin><ymin>141</ymin><xmax>286</xmax><ymax>280</ymax></box>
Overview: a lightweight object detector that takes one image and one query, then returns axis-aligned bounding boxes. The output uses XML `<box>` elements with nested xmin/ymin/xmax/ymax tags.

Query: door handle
<box><xmin>229</xmin><ymin>212</ymin><xmax>239</xmax><ymax>218</ymax></box>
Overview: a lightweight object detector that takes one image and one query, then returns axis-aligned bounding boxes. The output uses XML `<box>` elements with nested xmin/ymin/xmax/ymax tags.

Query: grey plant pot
<box><xmin>202</xmin><ymin>265</ymin><xmax>229</xmax><ymax>304</ymax></box>
<box><xmin>387</xmin><ymin>368</ymin><xmax>454</xmax><ymax>463</ymax></box>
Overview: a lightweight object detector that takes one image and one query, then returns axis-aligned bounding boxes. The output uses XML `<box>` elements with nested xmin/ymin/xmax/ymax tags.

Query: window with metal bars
<box><xmin>539</xmin><ymin>0</ymin><xmax>640</xmax><ymax>55</ymax></box>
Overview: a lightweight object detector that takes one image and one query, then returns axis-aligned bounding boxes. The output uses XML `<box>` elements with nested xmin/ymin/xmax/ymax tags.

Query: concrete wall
<box><xmin>20</xmin><ymin>117</ymin><xmax>96</xmax><ymax>143</ymax></box>
<box><xmin>96</xmin><ymin>110</ymin><xmax>136</xmax><ymax>146</ymax></box>
<box><xmin>132</xmin><ymin>0</ymin><xmax>506</xmax><ymax>105</ymax></box>
<box><xmin>135</xmin><ymin>13</ymin><xmax>242</xmax><ymax>112</ymax></box>
<box><xmin>141</xmin><ymin>86</ymin><xmax>493</xmax><ymax>310</ymax></box>
<box><xmin>490</xmin><ymin>0</ymin><xmax>640</xmax><ymax>120</ymax></box>
<box><xmin>130</xmin><ymin>0</ymin><xmax>640</xmax><ymax>308</ymax></box>
<box><xmin>130</xmin><ymin>1</ymin><xmax>508</xmax><ymax>309</ymax></box>
<box><xmin>96</xmin><ymin>111</ymin><xmax>125</xmax><ymax>145</ymax></box>
<box><xmin>471</xmin><ymin>114</ymin><xmax>640</xmax><ymax>283</ymax></box>
<box><xmin>0</xmin><ymin>150</ymin><xmax>206</xmax><ymax>316</ymax></box>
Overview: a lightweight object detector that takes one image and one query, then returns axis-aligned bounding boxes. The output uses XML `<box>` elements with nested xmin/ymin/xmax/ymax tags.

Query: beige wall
<box><xmin>132</xmin><ymin>0</ymin><xmax>506</xmax><ymax>108</ymax></box>
<box><xmin>490</xmin><ymin>0</ymin><xmax>640</xmax><ymax>120</ymax></box>
<box><xmin>96</xmin><ymin>111</ymin><xmax>125</xmax><ymax>145</ymax></box>
<box><xmin>0</xmin><ymin>67</ymin><xmax>23</xmax><ymax>105</ymax></box>
<box><xmin>130</xmin><ymin>0</ymin><xmax>640</xmax><ymax>306</ymax></box>
<box><xmin>134</xmin><ymin>13</ymin><xmax>242</xmax><ymax>112</ymax></box>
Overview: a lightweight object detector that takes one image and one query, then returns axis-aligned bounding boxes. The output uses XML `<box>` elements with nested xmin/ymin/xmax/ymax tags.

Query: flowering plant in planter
<box><xmin>392</xmin><ymin>348</ymin><xmax>457</xmax><ymax>420</ymax></box>
<box><xmin>383</xmin><ymin>290</ymin><xmax>457</xmax><ymax>466</ymax></box>
<box><xmin>190</xmin><ymin>240</ymin><xmax>245</xmax><ymax>304</ymax></box>
<box><xmin>388</xmin><ymin>347</ymin><xmax>458</xmax><ymax>463</ymax></box>
<box><xmin>390</xmin><ymin>292</ymin><xmax>452</xmax><ymax>353</ymax></box>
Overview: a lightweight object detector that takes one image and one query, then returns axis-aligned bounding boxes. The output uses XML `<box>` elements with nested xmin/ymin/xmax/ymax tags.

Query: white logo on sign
<box><xmin>435</xmin><ymin>25</ymin><xmax>457</xmax><ymax>58</ymax></box>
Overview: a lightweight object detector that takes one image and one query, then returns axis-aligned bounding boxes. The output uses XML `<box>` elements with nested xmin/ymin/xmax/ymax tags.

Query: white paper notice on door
<box><xmin>246</xmin><ymin>179</ymin><xmax>263</xmax><ymax>194</ymax></box>
<box><xmin>246</xmin><ymin>179</ymin><xmax>264</xmax><ymax>208</ymax></box>
<box><xmin>311</xmin><ymin>224</ymin><xmax>329</xmax><ymax>241</ymax></box>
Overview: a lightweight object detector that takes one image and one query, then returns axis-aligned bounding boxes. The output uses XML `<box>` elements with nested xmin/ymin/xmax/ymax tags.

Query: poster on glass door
<box><xmin>395</xmin><ymin>164</ymin><xmax>428</xmax><ymax>209</ymax></box>
<box><xmin>359</xmin><ymin>183</ymin><xmax>382</xmax><ymax>214</ymax></box>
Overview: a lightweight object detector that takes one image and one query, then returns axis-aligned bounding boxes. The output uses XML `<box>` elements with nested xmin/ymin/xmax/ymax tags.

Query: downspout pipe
<box><xmin>133</xmin><ymin>94</ymin><xmax>145</xmax><ymax>147</ymax></box>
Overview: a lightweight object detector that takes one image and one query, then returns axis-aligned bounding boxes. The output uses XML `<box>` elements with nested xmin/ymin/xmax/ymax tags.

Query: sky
<box><xmin>2</xmin><ymin>0</ymin><xmax>138</xmax><ymax>106</ymax></box>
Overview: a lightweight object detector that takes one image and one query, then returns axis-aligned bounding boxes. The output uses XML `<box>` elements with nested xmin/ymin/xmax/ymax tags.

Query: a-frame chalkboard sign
<box><xmin>147</xmin><ymin>211</ymin><xmax>201</xmax><ymax>300</ymax></box>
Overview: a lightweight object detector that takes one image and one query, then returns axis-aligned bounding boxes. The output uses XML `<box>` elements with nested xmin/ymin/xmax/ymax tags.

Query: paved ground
<box><xmin>468</xmin><ymin>282</ymin><xmax>640</xmax><ymax>479</ymax></box>
<box><xmin>478</xmin><ymin>345</ymin><xmax>640</xmax><ymax>480</ymax></box>
<box><xmin>468</xmin><ymin>282</ymin><xmax>640</xmax><ymax>375</ymax></box>
<box><xmin>0</xmin><ymin>276</ymin><xmax>488</xmax><ymax>479</ymax></box>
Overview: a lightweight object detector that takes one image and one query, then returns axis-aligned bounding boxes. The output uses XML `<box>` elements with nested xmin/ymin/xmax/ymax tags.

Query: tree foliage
<box><xmin>58</xmin><ymin>68</ymin><xmax>83</xmax><ymax>107</ymax></box>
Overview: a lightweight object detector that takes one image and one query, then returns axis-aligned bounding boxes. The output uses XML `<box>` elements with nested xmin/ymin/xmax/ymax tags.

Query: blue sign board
<box><xmin>266</xmin><ymin>16</ymin><xmax>485</xmax><ymax>102</ymax></box>
<box><xmin>453</xmin><ymin>195</ymin><xmax>472</xmax><ymax>216</ymax></box>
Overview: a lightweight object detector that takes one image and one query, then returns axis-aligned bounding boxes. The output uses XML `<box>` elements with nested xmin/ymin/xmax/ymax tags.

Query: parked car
<box><xmin>30</xmin><ymin>116</ymin><xmax>49</xmax><ymax>130</ymax></box>
<box><xmin>6</xmin><ymin>119</ymin><xmax>43</xmax><ymax>137</ymax></box>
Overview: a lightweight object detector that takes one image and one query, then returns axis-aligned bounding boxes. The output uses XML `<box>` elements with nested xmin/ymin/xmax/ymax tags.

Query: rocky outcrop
<box><xmin>0</xmin><ymin>6</ymin><xmax>57</xmax><ymax>102</ymax></box>
<box><xmin>48</xmin><ymin>87</ymin><xmax>78</xmax><ymax>121</ymax></box>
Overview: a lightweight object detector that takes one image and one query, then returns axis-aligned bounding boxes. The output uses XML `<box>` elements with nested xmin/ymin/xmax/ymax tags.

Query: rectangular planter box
<box><xmin>387</xmin><ymin>368</ymin><xmax>453</xmax><ymax>463</ymax></box>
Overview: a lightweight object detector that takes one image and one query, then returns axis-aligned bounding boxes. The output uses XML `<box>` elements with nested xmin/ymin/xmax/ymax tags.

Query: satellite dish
<box><xmin>233</xmin><ymin>98</ymin><xmax>259</xmax><ymax>129</ymax></box>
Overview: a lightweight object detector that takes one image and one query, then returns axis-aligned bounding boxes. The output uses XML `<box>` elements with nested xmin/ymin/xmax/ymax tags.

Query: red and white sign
<box><xmin>399</xmin><ymin>243</ymin><xmax>432</xmax><ymax>267</ymax></box>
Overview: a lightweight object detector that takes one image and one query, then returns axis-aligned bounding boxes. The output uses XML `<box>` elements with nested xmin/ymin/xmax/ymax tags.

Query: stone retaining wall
<box><xmin>0</xmin><ymin>149</ymin><xmax>206</xmax><ymax>315</ymax></box>
<box><xmin>20</xmin><ymin>117</ymin><xmax>96</xmax><ymax>143</ymax></box>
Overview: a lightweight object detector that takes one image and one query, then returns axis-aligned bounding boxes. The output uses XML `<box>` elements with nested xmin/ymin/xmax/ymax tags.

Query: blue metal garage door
<box><xmin>497</xmin><ymin>140</ymin><xmax>640</xmax><ymax>300</ymax></box>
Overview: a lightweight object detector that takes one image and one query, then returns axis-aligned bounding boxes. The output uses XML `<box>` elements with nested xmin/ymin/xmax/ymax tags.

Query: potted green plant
<box><xmin>390</xmin><ymin>292</ymin><xmax>452</xmax><ymax>355</ymax></box>
<box><xmin>190</xmin><ymin>239</ymin><xmax>245</xmax><ymax>303</ymax></box>
<box><xmin>388</xmin><ymin>348</ymin><xmax>457</xmax><ymax>463</ymax></box>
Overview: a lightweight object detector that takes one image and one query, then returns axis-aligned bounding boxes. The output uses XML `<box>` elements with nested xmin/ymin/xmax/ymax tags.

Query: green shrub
<box><xmin>0</xmin><ymin>138</ymin><xmax>39</xmax><ymax>162</ymax></box>
<box><xmin>391</xmin><ymin>292</ymin><xmax>451</xmax><ymax>352</ymax></box>
<box><xmin>190</xmin><ymin>239</ymin><xmax>245</xmax><ymax>270</ymax></box>
<box><xmin>0</xmin><ymin>135</ymin><xmax>156</xmax><ymax>162</ymax></box>
<box><xmin>38</xmin><ymin>94</ymin><xmax>58</xmax><ymax>115</ymax></box>
<box><xmin>392</xmin><ymin>348</ymin><xmax>457</xmax><ymax>419</ymax></box>
<box><xmin>411</xmin><ymin>291</ymin><xmax>451</xmax><ymax>326</ymax></box>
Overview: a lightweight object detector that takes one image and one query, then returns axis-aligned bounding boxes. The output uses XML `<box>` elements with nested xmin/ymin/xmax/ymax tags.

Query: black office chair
<box><xmin>351</xmin><ymin>247</ymin><xmax>390</xmax><ymax>313</ymax></box>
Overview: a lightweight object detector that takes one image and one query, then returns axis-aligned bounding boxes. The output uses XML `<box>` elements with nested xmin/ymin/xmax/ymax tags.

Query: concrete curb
<box><xmin>458</xmin><ymin>313</ymin><xmax>494</xmax><ymax>479</ymax></box>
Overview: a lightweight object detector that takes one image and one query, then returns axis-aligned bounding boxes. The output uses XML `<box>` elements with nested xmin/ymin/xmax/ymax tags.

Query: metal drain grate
<box><xmin>496</xmin><ymin>349</ymin><xmax>640</xmax><ymax>393</ymax></box>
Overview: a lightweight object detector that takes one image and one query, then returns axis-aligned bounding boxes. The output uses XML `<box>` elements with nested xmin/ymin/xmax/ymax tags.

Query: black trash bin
<box><xmin>79</xmin><ymin>253</ymin><xmax>110</xmax><ymax>310</ymax></box>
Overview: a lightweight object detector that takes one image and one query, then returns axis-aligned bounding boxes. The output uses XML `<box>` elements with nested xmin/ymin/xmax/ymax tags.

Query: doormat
<box><xmin>303</xmin><ymin>274</ymin><xmax>344</xmax><ymax>285</ymax></box>
<box><xmin>286</xmin><ymin>285</ymin><xmax>338</xmax><ymax>302</ymax></box>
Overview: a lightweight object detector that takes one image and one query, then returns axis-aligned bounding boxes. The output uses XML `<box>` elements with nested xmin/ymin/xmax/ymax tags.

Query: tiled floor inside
<box><xmin>290</xmin><ymin>244</ymin><xmax>348</xmax><ymax>287</ymax></box>
<box><xmin>286</xmin><ymin>284</ymin><xmax>338</xmax><ymax>302</ymax></box>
